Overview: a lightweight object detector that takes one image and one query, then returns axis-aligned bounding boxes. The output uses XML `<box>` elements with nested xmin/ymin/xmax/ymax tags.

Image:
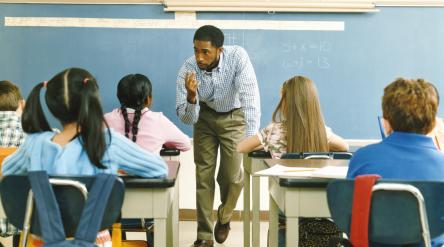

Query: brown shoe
<box><xmin>214</xmin><ymin>206</ymin><xmax>231</xmax><ymax>244</ymax></box>
<box><xmin>193</xmin><ymin>239</ymin><xmax>214</xmax><ymax>247</ymax></box>
<box><xmin>214</xmin><ymin>220</ymin><xmax>231</xmax><ymax>243</ymax></box>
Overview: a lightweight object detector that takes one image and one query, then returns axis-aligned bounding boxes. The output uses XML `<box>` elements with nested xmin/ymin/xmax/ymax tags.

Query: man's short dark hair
<box><xmin>193</xmin><ymin>25</ymin><xmax>224</xmax><ymax>48</ymax></box>
<box><xmin>0</xmin><ymin>80</ymin><xmax>23</xmax><ymax>111</ymax></box>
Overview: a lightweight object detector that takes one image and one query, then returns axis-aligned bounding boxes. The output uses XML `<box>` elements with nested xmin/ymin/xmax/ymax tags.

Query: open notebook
<box><xmin>254</xmin><ymin>164</ymin><xmax>348</xmax><ymax>179</ymax></box>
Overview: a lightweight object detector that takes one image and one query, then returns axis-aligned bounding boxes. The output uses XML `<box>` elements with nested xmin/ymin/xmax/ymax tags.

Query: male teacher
<box><xmin>176</xmin><ymin>25</ymin><xmax>260</xmax><ymax>247</ymax></box>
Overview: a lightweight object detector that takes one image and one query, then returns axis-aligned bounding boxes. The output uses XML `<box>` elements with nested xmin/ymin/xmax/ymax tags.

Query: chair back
<box><xmin>327</xmin><ymin>179</ymin><xmax>444</xmax><ymax>246</ymax></box>
<box><xmin>281</xmin><ymin>152</ymin><xmax>353</xmax><ymax>160</ymax></box>
<box><xmin>0</xmin><ymin>174</ymin><xmax>125</xmax><ymax>239</ymax></box>
<box><xmin>0</xmin><ymin>147</ymin><xmax>17</xmax><ymax>164</ymax></box>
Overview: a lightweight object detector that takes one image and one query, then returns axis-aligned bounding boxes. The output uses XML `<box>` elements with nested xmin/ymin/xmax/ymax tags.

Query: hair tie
<box><xmin>43</xmin><ymin>81</ymin><xmax>48</xmax><ymax>87</ymax></box>
<box><xmin>83</xmin><ymin>78</ymin><xmax>90</xmax><ymax>85</ymax></box>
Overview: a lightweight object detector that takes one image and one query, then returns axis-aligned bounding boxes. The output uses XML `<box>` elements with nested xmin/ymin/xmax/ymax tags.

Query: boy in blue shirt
<box><xmin>347</xmin><ymin>78</ymin><xmax>444</xmax><ymax>246</ymax></box>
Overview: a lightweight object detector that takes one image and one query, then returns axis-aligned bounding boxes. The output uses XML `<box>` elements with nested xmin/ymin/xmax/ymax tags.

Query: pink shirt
<box><xmin>104</xmin><ymin>108</ymin><xmax>191</xmax><ymax>154</ymax></box>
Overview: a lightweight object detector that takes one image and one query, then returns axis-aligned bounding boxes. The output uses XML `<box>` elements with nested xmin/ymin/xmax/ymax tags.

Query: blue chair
<box><xmin>327</xmin><ymin>180</ymin><xmax>444</xmax><ymax>247</ymax></box>
<box><xmin>0</xmin><ymin>174</ymin><xmax>125</xmax><ymax>247</ymax></box>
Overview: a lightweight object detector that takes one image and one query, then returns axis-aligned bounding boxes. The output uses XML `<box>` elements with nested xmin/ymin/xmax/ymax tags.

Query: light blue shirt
<box><xmin>176</xmin><ymin>45</ymin><xmax>261</xmax><ymax>136</ymax></box>
<box><xmin>2</xmin><ymin>129</ymin><xmax>168</xmax><ymax>178</ymax></box>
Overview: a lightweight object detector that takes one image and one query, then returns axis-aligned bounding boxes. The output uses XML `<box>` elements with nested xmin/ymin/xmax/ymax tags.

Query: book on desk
<box><xmin>254</xmin><ymin>164</ymin><xmax>348</xmax><ymax>179</ymax></box>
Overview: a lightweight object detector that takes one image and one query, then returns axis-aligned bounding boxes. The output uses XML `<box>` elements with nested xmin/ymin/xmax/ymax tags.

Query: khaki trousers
<box><xmin>194</xmin><ymin>103</ymin><xmax>245</xmax><ymax>240</ymax></box>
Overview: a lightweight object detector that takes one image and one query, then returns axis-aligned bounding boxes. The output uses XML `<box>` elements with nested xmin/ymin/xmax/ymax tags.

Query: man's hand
<box><xmin>185</xmin><ymin>72</ymin><xmax>198</xmax><ymax>104</ymax></box>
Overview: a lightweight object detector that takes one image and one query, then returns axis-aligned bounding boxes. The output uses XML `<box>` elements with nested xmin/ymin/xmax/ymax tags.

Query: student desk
<box><xmin>243</xmin><ymin>146</ymin><xmax>362</xmax><ymax>246</ymax></box>
<box><xmin>117</xmin><ymin>161</ymin><xmax>180</xmax><ymax>247</ymax></box>
<box><xmin>264</xmin><ymin>159</ymin><xmax>349</xmax><ymax>247</ymax></box>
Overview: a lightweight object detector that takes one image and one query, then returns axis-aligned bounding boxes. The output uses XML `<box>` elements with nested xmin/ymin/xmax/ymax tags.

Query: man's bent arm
<box><xmin>176</xmin><ymin>63</ymin><xmax>200</xmax><ymax>125</ymax></box>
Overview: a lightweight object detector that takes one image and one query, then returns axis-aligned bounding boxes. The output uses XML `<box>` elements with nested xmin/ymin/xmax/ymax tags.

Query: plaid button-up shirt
<box><xmin>0</xmin><ymin>111</ymin><xmax>24</xmax><ymax>236</ymax></box>
<box><xmin>0</xmin><ymin>111</ymin><xmax>25</xmax><ymax>147</ymax></box>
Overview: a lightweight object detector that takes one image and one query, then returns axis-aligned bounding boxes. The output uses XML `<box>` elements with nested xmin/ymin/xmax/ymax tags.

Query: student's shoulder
<box><xmin>104</xmin><ymin>108</ymin><xmax>121</xmax><ymax>118</ymax></box>
<box><xmin>26</xmin><ymin>131</ymin><xmax>55</xmax><ymax>140</ymax></box>
<box><xmin>19</xmin><ymin>131</ymin><xmax>56</xmax><ymax>149</ymax></box>
<box><xmin>263</xmin><ymin>121</ymin><xmax>283</xmax><ymax>131</ymax></box>
<box><xmin>149</xmin><ymin>111</ymin><xmax>180</xmax><ymax>128</ymax></box>
<box><xmin>350</xmin><ymin>141</ymin><xmax>385</xmax><ymax>162</ymax></box>
<box><xmin>104</xmin><ymin>108</ymin><xmax>122</xmax><ymax>124</ymax></box>
<box><xmin>106</xmin><ymin>129</ymin><xmax>125</xmax><ymax>141</ymax></box>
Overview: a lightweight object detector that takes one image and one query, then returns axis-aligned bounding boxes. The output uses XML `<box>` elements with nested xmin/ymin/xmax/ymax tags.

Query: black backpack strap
<box><xmin>28</xmin><ymin>171</ymin><xmax>67</xmax><ymax>243</ymax></box>
<box><xmin>74</xmin><ymin>174</ymin><xmax>117</xmax><ymax>242</ymax></box>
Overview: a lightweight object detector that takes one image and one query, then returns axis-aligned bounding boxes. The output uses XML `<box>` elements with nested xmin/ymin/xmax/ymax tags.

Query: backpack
<box><xmin>277</xmin><ymin>217</ymin><xmax>346</xmax><ymax>247</ymax></box>
<box><xmin>28</xmin><ymin>171</ymin><xmax>117</xmax><ymax>247</ymax></box>
<box><xmin>299</xmin><ymin>218</ymin><xmax>344</xmax><ymax>247</ymax></box>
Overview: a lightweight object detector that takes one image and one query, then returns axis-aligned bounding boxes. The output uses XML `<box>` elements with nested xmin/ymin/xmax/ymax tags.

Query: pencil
<box><xmin>283</xmin><ymin>168</ymin><xmax>316</xmax><ymax>173</ymax></box>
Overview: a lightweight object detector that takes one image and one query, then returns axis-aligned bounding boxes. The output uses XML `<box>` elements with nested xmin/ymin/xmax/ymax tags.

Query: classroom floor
<box><xmin>126</xmin><ymin>220</ymin><xmax>269</xmax><ymax>247</ymax></box>
<box><xmin>0</xmin><ymin>221</ymin><xmax>269</xmax><ymax>247</ymax></box>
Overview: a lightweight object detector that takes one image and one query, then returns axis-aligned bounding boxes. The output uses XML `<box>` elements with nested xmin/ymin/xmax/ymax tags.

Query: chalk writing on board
<box><xmin>225</xmin><ymin>32</ymin><xmax>245</xmax><ymax>47</ymax></box>
<box><xmin>281</xmin><ymin>41</ymin><xmax>332</xmax><ymax>69</ymax></box>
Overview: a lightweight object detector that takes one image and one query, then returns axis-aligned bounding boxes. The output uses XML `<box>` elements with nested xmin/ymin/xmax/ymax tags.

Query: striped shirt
<box><xmin>176</xmin><ymin>45</ymin><xmax>261</xmax><ymax>136</ymax></box>
<box><xmin>0</xmin><ymin>111</ymin><xmax>25</xmax><ymax>147</ymax></box>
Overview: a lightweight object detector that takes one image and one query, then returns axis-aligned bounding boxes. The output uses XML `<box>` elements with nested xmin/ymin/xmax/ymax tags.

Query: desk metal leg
<box><xmin>269</xmin><ymin>194</ymin><xmax>279</xmax><ymax>247</ymax></box>
<box><xmin>173</xmin><ymin>177</ymin><xmax>179</xmax><ymax>247</ymax></box>
<box><xmin>252</xmin><ymin>175</ymin><xmax>260</xmax><ymax>247</ymax></box>
<box><xmin>286</xmin><ymin>217</ymin><xmax>299</xmax><ymax>247</ymax></box>
<box><xmin>243</xmin><ymin>168</ymin><xmax>251</xmax><ymax>247</ymax></box>
<box><xmin>166</xmin><ymin>201</ymin><xmax>173</xmax><ymax>247</ymax></box>
<box><xmin>154</xmin><ymin>218</ymin><xmax>167</xmax><ymax>247</ymax></box>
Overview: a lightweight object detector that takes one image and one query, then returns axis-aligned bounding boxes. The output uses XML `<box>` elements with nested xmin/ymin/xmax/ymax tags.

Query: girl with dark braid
<box><xmin>105</xmin><ymin>74</ymin><xmax>191</xmax><ymax>154</ymax></box>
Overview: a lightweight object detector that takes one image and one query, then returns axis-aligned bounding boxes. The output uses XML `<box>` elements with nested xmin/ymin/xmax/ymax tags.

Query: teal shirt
<box><xmin>2</xmin><ymin>129</ymin><xmax>168</xmax><ymax>177</ymax></box>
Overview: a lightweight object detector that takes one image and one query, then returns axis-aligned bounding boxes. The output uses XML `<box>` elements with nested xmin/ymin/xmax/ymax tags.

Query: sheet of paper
<box><xmin>310</xmin><ymin>166</ymin><xmax>348</xmax><ymax>179</ymax></box>
<box><xmin>254</xmin><ymin>164</ymin><xmax>348</xmax><ymax>179</ymax></box>
<box><xmin>254</xmin><ymin>164</ymin><xmax>317</xmax><ymax>178</ymax></box>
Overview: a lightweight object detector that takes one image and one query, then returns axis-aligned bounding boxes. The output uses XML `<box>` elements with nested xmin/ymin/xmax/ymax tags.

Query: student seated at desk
<box><xmin>237</xmin><ymin>75</ymin><xmax>348</xmax><ymax>247</ymax></box>
<box><xmin>105</xmin><ymin>73</ymin><xmax>191</xmax><ymax>154</ymax></box>
<box><xmin>104</xmin><ymin>73</ymin><xmax>190</xmax><ymax>245</ymax></box>
<box><xmin>0</xmin><ymin>80</ymin><xmax>26</xmax><ymax>240</ymax></box>
<box><xmin>237</xmin><ymin>75</ymin><xmax>348</xmax><ymax>157</ymax></box>
<box><xmin>0</xmin><ymin>80</ymin><xmax>26</xmax><ymax>147</ymax></box>
<box><xmin>2</xmin><ymin>68</ymin><xmax>167</xmax><ymax>247</ymax></box>
<box><xmin>347</xmin><ymin>78</ymin><xmax>444</xmax><ymax>247</ymax></box>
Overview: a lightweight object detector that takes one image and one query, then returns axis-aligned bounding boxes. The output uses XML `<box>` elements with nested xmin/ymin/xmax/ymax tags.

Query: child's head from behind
<box><xmin>0</xmin><ymin>80</ymin><xmax>23</xmax><ymax>112</ymax></box>
<box><xmin>117</xmin><ymin>74</ymin><xmax>152</xmax><ymax>143</ymax></box>
<box><xmin>382</xmin><ymin>78</ymin><xmax>438</xmax><ymax>135</ymax></box>
<box><xmin>273</xmin><ymin>75</ymin><xmax>328</xmax><ymax>152</ymax></box>
<box><xmin>22</xmin><ymin>67</ymin><xmax>108</xmax><ymax>169</ymax></box>
<box><xmin>117</xmin><ymin>74</ymin><xmax>152</xmax><ymax>110</ymax></box>
<box><xmin>45</xmin><ymin>68</ymin><xmax>102</xmax><ymax>125</ymax></box>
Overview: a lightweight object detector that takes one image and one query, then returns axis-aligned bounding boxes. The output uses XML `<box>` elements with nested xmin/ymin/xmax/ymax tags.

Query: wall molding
<box><xmin>1</xmin><ymin>0</ymin><xmax>444</xmax><ymax>7</ymax></box>
<box><xmin>179</xmin><ymin>209</ymin><xmax>269</xmax><ymax>222</ymax></box>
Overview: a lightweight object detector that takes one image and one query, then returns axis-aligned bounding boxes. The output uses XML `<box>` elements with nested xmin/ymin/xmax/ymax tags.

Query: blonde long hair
<box><xmin>272</xmin><ymin>76</ymin><xmax>328</xmax><ymax>153</ymax></box>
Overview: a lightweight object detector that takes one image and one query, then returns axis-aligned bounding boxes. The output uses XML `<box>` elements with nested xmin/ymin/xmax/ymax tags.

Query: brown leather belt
<box><xmin>200</xmin><ymin>102</ymin><xmax>240</xmax><ymax>115</ymax></box>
